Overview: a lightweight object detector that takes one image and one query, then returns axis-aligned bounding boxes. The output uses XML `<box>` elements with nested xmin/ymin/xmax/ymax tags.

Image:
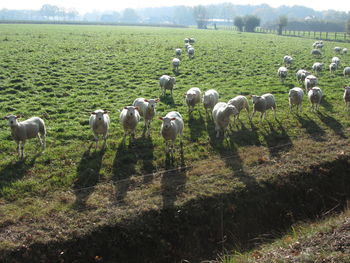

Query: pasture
<box><xmin>0</xmin><ymin>24</ymin><xmax>350</xmax><ymax>261</ymax></box>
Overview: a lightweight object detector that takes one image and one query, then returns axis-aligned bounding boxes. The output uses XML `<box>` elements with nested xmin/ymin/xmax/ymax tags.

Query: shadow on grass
<box><xmin>188</xmin><ymin>112</ymin><xmax>206</xmax><ymax>142</ymax></box>
<box><xmin>229</xmin><ymin>121</ymin><xmax>261</xmax><ymax>147</ymax></box>
<box><xmin>321</xmin><ymin>96</ymin><xmax>333</xmax><ymax>112</ymax></box>
<box><xmin>0</xmin><ymin>153</ymin><xmax>40</xmax><ymax>196</ymax></box>
<box><xmin>160</xmin><ymin>94</ymin><xmax>175</xmax><ymax>106</ymax></box>
<box><xmin>73</xmin><ymin>144</ymin><xmax>105</xmax><ymax>208</ymax></box>
<box><xmin>296</xmin><ymin>115</ymin><xmax>326</xmax><ymax>141</ymax></box>
<box><xmin>318</xmin><ymin>112</ymin><xmax>347</xmax><ymax>139</ymax></box>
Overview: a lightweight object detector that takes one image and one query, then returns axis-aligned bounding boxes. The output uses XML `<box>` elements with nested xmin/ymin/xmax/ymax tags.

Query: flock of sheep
<box><xmin>3</xmin><ymin>37</ymin><xmax>350</xmax><ymax>159</ymax></box>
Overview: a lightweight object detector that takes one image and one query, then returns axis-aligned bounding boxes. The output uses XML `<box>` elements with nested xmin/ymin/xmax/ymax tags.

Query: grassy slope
<box><xmin>0</xmin><ymin>24</ymin><xmax>350</xmax><ymax>256</ymax></box>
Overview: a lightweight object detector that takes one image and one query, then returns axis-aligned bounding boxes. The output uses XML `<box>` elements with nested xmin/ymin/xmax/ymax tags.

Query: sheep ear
<box><xmin>16</xmin><ymin>115</ymin><xmax>21</xmax><ymax>119</ymax></box>
<box><xmin>155</xmin><ymin>98</ymin><xmax>160</xmax><ymax>102</ymax></box>
<box><xmin>3</xmin><ymin>116</ymin><xmax>8</xmax><ymax>120</ymax></box>
<box><xmin>159</xmin><ymin>117</ymin><xmax>164</xmax><ymax>120</ymax></box>
<box><xmin>103</xmin><ymin>110</ymin><xmax>108</xmax><ymax>114</ymax></box>
<box><xmin>124</xmin><ymin>107</ymin><xmax>128</xmax><ymax>110</ymax></box>
<box><xmin>171</xmin><ymin>117</ymin><xmax>177</xmax><ymax>120</ymax></box>
<box><xmin>91</xmin><ymin>112</ymin><xmax>96</xmax><ymax>115</ymax></box>
<box><xmin>144</xmin><ymin>99</ymin><xmax>149</xmax><ymax>102</ymax></box>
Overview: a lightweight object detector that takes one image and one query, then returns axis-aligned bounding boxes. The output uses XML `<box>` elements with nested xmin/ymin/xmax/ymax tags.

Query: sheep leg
<box><xmin>16</xmin><ymin>141</ymin><xmax>21</xmax><ymax>158</ymax></box>
<box><xmin>103</xmin><ymin>133</ymin><xmax>108</xmax><ymax>149</ymax></box>
<box><xmin>273</xmin><ymin>108</ymin><xmax>277</xmax><ymax>119</ymax></box>
<box><xmin>250</xmin><ymin>110</ymin><xmax>256</xmax><ymax>120</ymax></box>
<box><xmin>20</xmin><ymin>140</ymin><xmax>25</xmax><ymax>159</ymax></box>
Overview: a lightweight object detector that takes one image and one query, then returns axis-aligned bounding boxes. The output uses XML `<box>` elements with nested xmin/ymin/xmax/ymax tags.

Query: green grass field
<box><xmin>0</xmin><ymin>24</ymin><xmax>349</xmax><ymax>261</ymax></box>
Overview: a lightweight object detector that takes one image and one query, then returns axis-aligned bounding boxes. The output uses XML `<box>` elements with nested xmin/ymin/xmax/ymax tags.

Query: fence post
<box><xmin>335</xmin><ymin>32</ymin><xmax>337</xmax><ymax>40</ymax></box>
<box><xmin>314</xmin><ymin>31</ymin><xmax>316</xmax><ymax>37</ymax></box>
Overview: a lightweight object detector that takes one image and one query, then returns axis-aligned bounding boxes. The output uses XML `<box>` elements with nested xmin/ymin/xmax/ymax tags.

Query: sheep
<box><xmin>189</xmin><ymin>38</ymin><xmax>195</xmax><ymax>44</ymax></box>
<box><xmin>172</xmin><ymin>58</ymin><xmax>180</xmax><ymax>73</ymax></box>
<box><xmin>304</xmin><ymin>74</ymin><xmax>318</xmax><ymax>92</ymax></box>
<box><xmin>344</xmin><ymin>67</ymin><xmax>350</xmax><ymax>77</ymax></box>
<box><xmin>308</xmin><ymin>87</ymin><xmax>323</xmax><ymax>111</ymax></box>
<box><xmin>203</xmin><ymin>89</ymin><xmax>219</xmax><ymax>114</ymax></box>
<box><xmin>227</xmin><ymin>95</ymin><xmax>250</xmax><ymax>122</ymax></box>
<box><xmin>315</xmin><ymin>43</ymin><xmax>323</xmax><ymax>49</ymax></box>
<box><xmin>185</xmin><ymin>87</ymin><xmax>201</xmax><ymax>114</ymax></box>
<box><xmin>133</xmin><ymin>98</ymin><xmax>160</xmax><ymax>135</ymax></box>
<box><xmin>187</xmin><ymin>47</ymin><xmax>194</xmax><ymax>59</ymax></box>
<box><xmin>4</xmin><ymin>115</ymin><xmax>46</xmax><ymax>159</ymax></box>
<box><xmin>334</xmin><ymin>47</ymin><xmax>342</xmax><ymax>54</ymax></box>
<box><xmin>283</xmin><ymin>55</ymin><xmax>293</xmax><ymax>67</ymax></box>
<box><xmin>251</xmin><ymin>94</ymin><xmax>277</xmax><ymax>121</ymax></box>
<box><xmin>212</xmin><ymin>102</ymin><xmax>239</xmax><ymax>138</ymax></box>
<box><xmin>329</xmin><ymin>63</ymin><xmax>338</xmax><ymax>73</ymax></box>
<box><xmin>312</xmin><ymin>41</ymin><xmax>320</xmax><ymax>48</ymax></box>
<box><xmin>159</xmin><ymin>111</ymin><xmax>184</xmax><ymax>154</ymax></box>
<box><xmin>184</xmin><ymin>38</ymin><xmax>189</xmax><ymax>44</ymax></box>
<box><xmin>89</xmin><ymin>110</ymin><xmax>110</xmax><ymax>149</ymax></box>
<box><xmin>120</xmin><ymin>106</ymin><xmax>140</xmax><ymax>139</ymax></box>
<box><xmin>343</xmin><ymin>48</ymin><xmax>348</xmax><ymax>55</ymax></box>
<box><xmin>159</xmin><ymin>75</ymin><xmax>176</xmax><ymax>96</ymax></box>
<box><xmin>331</xmin><ymin>56</ymin><xmax>340</xmax><ymax>67</ymax></box>
<box><xmin>185</xmin><ymin>43</ymin><xmax>190</xmax><ymax>49</ymax></box>
<box><xmin>312</xmin><ymin>62</ymin><xmax>323</xmax><ymax>75</ymax></box>
<box><xmin>277</xmin><ymin>66</ymin><xmax>288</xmax><ymax>83</ymax></box>
<box><xmin>343</xmin><ymin>86</ymin><xmax>350</xmax><ymax>109</ymax></box>
<box><xmin>175</xmin><ymin>48</ymin><xmax>182</xmax><ymax>57</ymax></box>
<box><xmin>296</xmin><ymin>69</ymin><xmax>311</xmax><ymax>84</ymax></box>
<box><xmin>311</xmin><ymin>49</ymin><xmax>322</xmax><ymax>56</ymax></box>
<box><xmin>288</xmin><ymin>87</ymin><xmax>304</xmax><ymax>113</ymax></box>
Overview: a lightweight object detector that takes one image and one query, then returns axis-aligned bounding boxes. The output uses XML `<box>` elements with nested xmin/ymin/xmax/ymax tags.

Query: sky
<box><xmin>0</xmin><ymin>0</ymin><xmax>349</xmax><ymax>14</ymax></box>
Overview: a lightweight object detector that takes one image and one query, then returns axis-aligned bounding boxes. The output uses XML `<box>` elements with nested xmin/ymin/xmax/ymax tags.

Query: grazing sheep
<box><xmin>296</xmin><ymin>69</ymin><xmax>311</xmax><ymax>84</ymax></box>
<box><xmin>172</xmin><ymin>58</ymin><xmax>180</xmax><ymax>73</ymax></box>
<box><xmin>212</xmin><ymin>102</ymin><xmax>239</xmax><ymax>138</ymax></box>
<box><xmin>189</xmin><ymin>38</ymin><xmax>195</xmax><ymax>44</ymax></box>
<box><xmin>133</xmin><ymin>98</ymin><xmax>160</xmax><ymax>135</ymax></box>
<box><xmin>344</xmin><ymin>67</ymin><xmax>350</xmax><ymax>77</ymax></box>
<box><xmin>251</xmin><ymin>94</ymin><xmax>277</xmax><ymax>121</ymax></box>
<box><xmin>227</xmin><ymin>95</ymin><xmax>250</xmax><ymax>122</ymax></box>
<box><xmin>187</xmin><ymin>47</ymin><xmax>194</xmax><ymax>59</ymax></box>
<box><xmin>184</xmin><ymin>38</ymin><xmax>189</xmax><ymax>44</ymax></box>
<box><xmin>343</xmin><ymin>86</ymin><xmax>350</xmax><ymax>109</ymax></box>
<box><xmin>159</xmin><ymin>111</ymin><xmax>184</xmax><ymax>154</ymax></box>
<box><xmin>329</xmin><ymin>63</ymin><xmax>338</xmax><ymax>73</ymax></box>
<box><xmin>312</xmin><ymin>62</ymin><xmax>323</xmax><ymax>75</ymax></box>
<box><xmin>304</xmin><ymin>74</ymin><xmax>318</xmax><ymax>92</ymax></box>
<box><xmin>311</xmin><ymin>49</ymin><xmax>322</xmax><ymax>56</ymax></box>
<box><xmin>89</xmin><ymin>110</ymin><xmax>110</xmax><ymax>149</ymax></box>
<box><xmin>159</xmin><ymin>75</ymin><xmax>176</xmax><ymax>96</ymax></box>
<box><xmin>308</xmin><ymin>87</ymin><xmax>323</xmax><ymax>111</ymax></box>
<box><xmin>331</xmin><ymin>56</ymin><xmax>340</xmax><ymax>67</ymax></box>
<box><xmin>334</xmin><ymin>47</ymin><xmax>342</xmax><ymax>54</ymax></box>
<box><xmin>315</xmin><ymin>43</ymin><xmax>324</xmax><ymax>49</ymax></box>
<box><xmin>312</xmin><ymin>41</ymin><xmax>321</xmax><ymax>48</ymax></box>
<box><xmin>283</xmin><ymin>55</ymin><xmax>293</xmax><ymax>67</ymax></box>
<box><xmin>4</xmin><ymin>115</ymin><xmax>46</xmax><ymax>159</ymax></box>
<box><xmin>185</xmin><ymin>87</ymin><xmax>201</xmax><ymax>114</ymax></box>
<box><xmin>203</xmin><ymin>89</ymin><xmax>219</xmax><ymax>113</ymax></box>
<box><xmin>278</xmin><ymin>66</ymin><xmax>288</xmax><ymax>83</ymax></box>
<box><xmin>185</xmin><ymin>43</ymin><xmax>190</xmax><ymax>49</ymax></box>
<box><xmin>175</xmin><ymin>48</ymin><xmax>182</xmax><ymax>57</ymax></box>
<box><xmin>120</xmin><ymin>106</ymin><xmax>140</xmax><ymax>139</ymax></box>
<box><xmin>343</xmin><ymin>48</ymin><xmax>348</xmax><ymax>55</ymax></box>
<box><xmin>288</xmin><ymin>87</ymin><xmax>304</xmax><ymax>112</ymax></box>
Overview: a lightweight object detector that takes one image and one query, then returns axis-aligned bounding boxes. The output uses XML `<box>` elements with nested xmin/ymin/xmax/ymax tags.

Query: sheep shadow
<box><xmin>229</xmin><ymin>121</ymin><xmax>261</xmax><ymax>147</ymax></box>
<box><xmin>296</xmin><ymin>115</ymin><xmax>326</xmax><ymax>141</ymax></box>
<box><xmin>160</xmin><ymin>94</ymin><xmax>175</xmax><ymax>106</ymax></box>
<box><xmin>320</xmin><ymin>96</ymin><xmax>333</xmax><ymax>112</ymax></box>
<box><xmin>188</xmin><ymin>111</ymin><xmax>206</xmax><ymax>142</ymax></box>
<box><xmin>317</xmin><ymin>112</ymin><xmax>347</xmax><ymax>139</ymax></box>
<box><xmin>0</xmin><ymin>154</ymin><xmax>39</xmax><ymax>195</ymax></box>
<box><xmin>73</xmin><ymin>144</ymin><xmax>105</xmax><ymax>209</ymax></box>
<box><xmin>136</xmin><ymin>135</ymin><xmax>155</xmax><ymax>184</ymax></box>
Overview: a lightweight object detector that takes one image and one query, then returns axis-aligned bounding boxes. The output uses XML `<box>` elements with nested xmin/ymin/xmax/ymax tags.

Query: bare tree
<box><xmin>193</xmin><ymin>5</ymin><xmax>208</xmax><ymax>29</ymax></box>
<box><xmin>277</xmin><ymin>15</ymin><xmax>288</xmax><ymax>35</ymax></box>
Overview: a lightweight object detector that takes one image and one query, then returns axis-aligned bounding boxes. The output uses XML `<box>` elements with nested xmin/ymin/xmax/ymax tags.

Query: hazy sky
<box><xmin>1</xmin><ymin>0</ymin><xmax>349</xmax><ymax>14</ymax></box>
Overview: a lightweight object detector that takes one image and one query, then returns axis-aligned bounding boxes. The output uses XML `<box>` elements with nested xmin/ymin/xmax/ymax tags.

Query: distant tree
<box><xmin>66</xmin><ymin>8</ymin><xmax>78</xmax><ymax>21</ymax></box>
<box><xmin>277</xmin><ymin>15</ymin><xmax>288</xmax><ymax>35</ymax></box>
<box><xmin>121</xmin><ymin>8</ymin><xmax>139</xmax><ymax>23</ymax></box>
<box><xmin>244</xmin><ymin>15</ymin><xmax>260</xmax><ymax>32</ymax></box>
<box><xmin>193</xmin><ymin>5</ymin><xmax>208</xmax><ymax>29</ymax></box>
<box><xmin>40</xmin><ymin>4</ymin><xmax>59</xmax><ymax>20</ymax></box>
<box><xmin>173</xmin><ymin>6</ymin><xmax>195</xmax><ymax>25</ymax></box>
<box><xmin>347</xmin><ymin>18</ymin><xmax>350</xmax><ymax>35</ymax></box>
<box><xmin>234</xmin><ymin>16</ymin><xmax>244</xmax><ymax>31</ymax></box>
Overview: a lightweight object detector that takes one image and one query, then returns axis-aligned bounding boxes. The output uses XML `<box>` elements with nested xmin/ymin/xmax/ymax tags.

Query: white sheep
<box><xmin>187</xmin><ymin>47</ymin><xmax>194</xmax><ymax>59</ymax></box>
<box><xmin>343</xmin><ymin>48</ymin><xmax>348</xmax><ymax>55</ymax></box>
<box><xmin>172</xmin><ymin>58</ymin><xmax>180</xmax><ymax>73</ymax></box>
<box><xmin>227</xmin><ymin>95</ymin><xmax>250</xmax><ymax>122</ymax></box>
<box><xmin>312</xmin><ymin>62</ymin><xmax>323</xmax><ymax>75</ymax></box>
<box><xmin>251</xmin><ymin>94</ymin><xmax>277</xmax><ymax>121</ymax></box>
<box><xmin>308</xmin><ymin>87</ymin><xmax>323</xmax><ymax>111</ymax></box>
<box><xmin>304</xmin><ymin>74</ymin><xmax>318</xmax><ymax>92</ymax></box>
<box><xmin>89</xmin><ymin>110</ymin><xmax>110</xmax><ymax>149</ymax></box>
<box><xmin>315</xmin><ymin>43</ymin><xmax>323</xmax><ymax>49</ymax></box>
<box><xmin>133</xmin><ymin>98</ymin><xmax>160</xmax><ymax>135</ymax></box>
<box><xmin>283</xmin><ymin>55</ymin><xmax>293</xmax><ymax>67</ymax></box>
<box><xmin>277</xmin><ymin>66</ymin><xmax>288</xmax><ymax>83</ymax></box>
<box><xmin>311</xmin><ymin>49</ymin><xmax>322</xmax><ymax>56</ymax></box>
<box><xmin>185</xmin><ymin>87</ymin><xmax>201</xmax><ymax>114</ymax></box>
<box><xmin>331</xmin><ymin>56</ymin><xmax>340</xmax><ymax>67</ymax></box>
<box><xmin>312</xmin><ymin>41</ymin><xmax>320</xmax><ymax>48</ymax></box>
<box><xmin>288</xmin><ymin>87</ymin><xmax>304</xmax><ymax>113</ymax></box>
<box><xmin>4</xmin><ymin>115</ymin><xmax>46</xmax><ymax>159</ymax></box>
<box><xmin>329</xmin><ymin>62</ymin><xmax>338</xmax><ymax>73</ymax></box>
<box><xmin>159</xmin><ymin>111</ymin><xmax>184</xmax><ymax>154</ymax></box>
<box><xmin>203</xmin><ymin>89</ymin><xmax>219</xmax><ymax>113</ymax></box>
<box><xmin>212</xmin><ymin>102</ymin><xmax>239</xmax><ymax>138</ymax></box>
<box><xmin>159</xmin><ymin>75</ymin><xmax>176</xmax><ymax>96</ymax></box>
<box><xmin>189</xmin><ymin>38</ymin><xmax>195</xmax><ymax>44</ymax></box>
<box><xmin>120</xmin><ymin>106</ymin><xmax>140</xmax><ymax>139</ymax></box>
<box><xmin>344</xmin><ymin>67</ymin><xmax>350</xmax><ymax>77</ymax></box>
<box><xmin>343</xmin><ymin>86</ymin><xmax>350</xmax><ymax>109</ymax></box>
<box><xmin>175</xmin><ymin>48</ymin><xmax>182</xmax><ymax>57</ymax></box>
<box><xmin>184</xmin><ymin>38</ymin><xmax>189</xmax><ymax>44</ymax></box>
<box><xmin>334</xmin><ymin>47</ymin><xmax>342</xmax><ymax>54</ymax></box>
<box><xmin>296</xmin><ymin>69</ymin><xmax>310</xmax><ymax>84</ymax></box>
